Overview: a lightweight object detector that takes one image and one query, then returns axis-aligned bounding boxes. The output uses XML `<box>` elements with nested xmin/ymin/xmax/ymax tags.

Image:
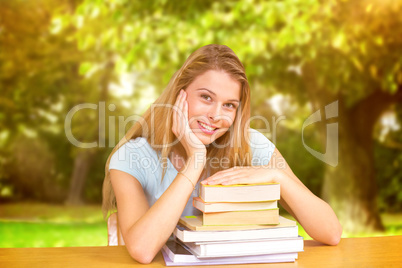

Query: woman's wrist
<box><xmin>186</xmin><ymin>151</ymin><xmax>206</xmax><ymax>170</ymax></box>
<box><xmin>180</xmin><ymin>151</ymin><xmax>206</xmax><ymax>182</ymax></box>
<box><xmin>187</xmin><ymin>150</ymin><xmax>206</xmax><ymax>164</ymax></box>
<box><xmin>186</xmin><ymin>147</ymin><xmax>207</xmax><ymax>158</ymax></box>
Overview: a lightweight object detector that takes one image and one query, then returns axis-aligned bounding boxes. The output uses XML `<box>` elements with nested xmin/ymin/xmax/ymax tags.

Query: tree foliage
<box><xmin>0</xmin><ymin>0</ymin><xmax>401</xmax><ymax>233</ymax></box>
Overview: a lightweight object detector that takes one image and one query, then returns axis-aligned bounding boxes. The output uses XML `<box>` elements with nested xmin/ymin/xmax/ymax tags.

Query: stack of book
<box><xmin>162</xmin><ymin>183</ymin><xmax>304</xmax><ymax>266</ymax></box>
<box><xmin>195</xmin><ymin>183</ymin><xmax>280</xmax><ymax>226</ymax></box>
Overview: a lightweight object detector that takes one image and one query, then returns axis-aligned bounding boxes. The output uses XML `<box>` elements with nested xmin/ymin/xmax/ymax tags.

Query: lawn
<box><xmin>0</xmin><ymin>202</ymin><xmax>107</xmax><ymax>248</ymax></box>
<box><xmin>0</xmin><ymin>202</ymin><xmax>401</xmax><ymax>248</ymax></box>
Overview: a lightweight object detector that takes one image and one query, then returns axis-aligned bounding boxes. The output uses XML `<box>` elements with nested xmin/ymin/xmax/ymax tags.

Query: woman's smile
<box><xmin>198</xmin><ymin>120</ymin><xmax>218</xmax><ymax>134</ymax></box>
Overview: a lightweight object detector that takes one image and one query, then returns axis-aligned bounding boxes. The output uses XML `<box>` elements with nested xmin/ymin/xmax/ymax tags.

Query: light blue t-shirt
<box><xmin>109</xmin><ymin>128</ymin><xmax>275</xmax><ymax>216</ymax></box>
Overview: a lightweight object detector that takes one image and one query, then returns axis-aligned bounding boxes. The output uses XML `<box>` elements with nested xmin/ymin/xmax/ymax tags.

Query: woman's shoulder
<box><xmin>122</xmin><ymin>137</ymin><xmax>150</xmax><ymax>149</ymax></box>
<box><xmin>116</xmin><ymin>137</ymin><xmax>153</xmax><ymax>152</ymax></box>
<box><xmin>248</xmin><ymin>128</ymin><xmax>275</xmax><ymax>149</ymax></box>
<box><xmin>111</xmin><ymin>137</ymin><xmax>156</xmax><ymax>161</ymax></box>
<box><xmin>248</xmin><ymin>128</ymin><xmax>275</xmax><ymax>165</ymax></box>
<box><xmin>109</xmin><ymin>137</ymin><xmax>157</xmax><ymax>188</ymax></box>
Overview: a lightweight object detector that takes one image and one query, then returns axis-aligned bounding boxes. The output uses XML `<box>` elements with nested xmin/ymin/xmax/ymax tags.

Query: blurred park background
<box><xmin>1</xmin><ymin>0</ymin><xmax>402</xmax><ymax>248</ymax></box>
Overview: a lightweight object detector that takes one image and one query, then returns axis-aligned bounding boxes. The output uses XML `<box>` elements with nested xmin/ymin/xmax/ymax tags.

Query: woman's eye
<box><xmin>201</xmin><ymin>94</ymin><xmax>211</xmax><ymax>101</ymax></box>
<box><xmin>224</xmin><ymin>103</ymin><xmax>236</xmax><ymax>109</ymax></box>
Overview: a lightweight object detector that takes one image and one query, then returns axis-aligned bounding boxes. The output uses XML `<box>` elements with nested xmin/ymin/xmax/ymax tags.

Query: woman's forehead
<box><xmin>187</xmin><ymin>70</ymin><xmax>241</xmax><ymax>101</ymax></box>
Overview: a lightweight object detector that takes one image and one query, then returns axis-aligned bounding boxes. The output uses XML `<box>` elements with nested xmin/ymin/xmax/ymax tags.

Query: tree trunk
<box><xmin>65</xmin><ymin>60</ymin><xmax>114</xmax><ymax>205</ymax></box>
<box><xmin>65</xmin><ymin>150</ymin><xmax>94</xmax><ymax>205</ymax></box>
<box><xmin>302</xmin><ymin>61</ymin><xmax>402</xmax><ymax>234</ymax></box>
<box><xmin>319</xmin><ymin>90</ymin><xmax>402</xmax><ymax>233</ymax></box>
<box><xmin>322</xmin><ymin>102</ymin><xmax>383</xmax><ymax>233</ymax></box>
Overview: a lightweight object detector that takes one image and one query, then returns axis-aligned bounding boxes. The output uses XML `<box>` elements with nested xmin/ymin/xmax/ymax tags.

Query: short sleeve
<box><xmin>109</xmin><ymin>138</ymin><xmax>149</xmax><ymax>189</ymax></box>
<box><xmin>249</xmin><ymin>128</ymin><xmax>276</xmax><ymax>166</ymax></box>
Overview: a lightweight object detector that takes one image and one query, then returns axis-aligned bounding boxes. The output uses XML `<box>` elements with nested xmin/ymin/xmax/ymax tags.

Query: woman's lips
<box><xmin>198</xmin><ymin>121</ymin><xmax>218</xmax><ymax>134</ymax></box>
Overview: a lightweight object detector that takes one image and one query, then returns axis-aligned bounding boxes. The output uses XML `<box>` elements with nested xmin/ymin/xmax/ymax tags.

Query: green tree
<box><xmin>4</xmin><ymin>0</ymin><xmax>400</xmax><ymax>233</ymax></box>
<box><xmin>68</xmin><ymin>0</ymin><xmax>402</xmax><ymax>232</ymax></box>
<box><xmin>0</xmin><ymin>0</ymin><xmax>82</xmax><ymax>201</ymax></box>
<box><xmin>0</xmin><ymin>0</ymin><xmax>118</xmax><ymax>203</ymax></box>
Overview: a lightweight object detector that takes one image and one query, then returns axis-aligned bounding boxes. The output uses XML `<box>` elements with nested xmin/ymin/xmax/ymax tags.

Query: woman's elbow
<box><xmin>326</xmin><ymin>225</ymin><xmax>343</xmax><ymax>246</ymax></box>
<box><xmin>312</xmin><ymin>223</ymin><xmax>342</xmax><ymax>246</ymax></box>
<box><xmin>326</xmin><ymin>234</ymin><xmax>341</xmax><ymax>246</ymax></box>
<box><xmin>126</xmin><ymin>243</ymin><xmax>157</xmax><ymax>264</ymax></box>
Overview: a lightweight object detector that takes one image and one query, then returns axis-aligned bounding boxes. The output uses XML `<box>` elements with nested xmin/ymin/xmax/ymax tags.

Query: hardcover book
<box><xmin>179</xmin><ymin>215</ymin><xmax>296</xmax><ymax>231</ymax></box>
<box><xmin>202</xmin><ymin>208</ymin><xmax>279</xmax><ymax>225</ymax></box>
<box><xmin>162</xmin><ymin>240</ymin><xmax>297</xmax><ymax>266</ymax></box>
<box><xmin>173</xmin><ymin>223</ymin><xmax>298</xmax><ymax>243</ymax></box>
<box><xmin>183</xmin><ymin>236</ymin><xmax>304</xmax><ymax>258</ymax></box>
<box><xmin>200</xmin><ymin>183</ymin><xmax>280</xmax><ymax>203</ymax></box>
<box><xmin>193</xmin><ymin>197</ymin><xmax>278</xmax><ymax>213</ymax></box>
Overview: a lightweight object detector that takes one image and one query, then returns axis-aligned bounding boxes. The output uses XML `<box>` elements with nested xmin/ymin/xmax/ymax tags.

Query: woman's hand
<box><xmin>172</xmin><ymin>90</ymin><xmax>206</xmax><ymax>157</ymax></box>
<box><xmin>201</xmin><ymin>165</ymin><xmax>284</xmax><ymax>185</ymax></box>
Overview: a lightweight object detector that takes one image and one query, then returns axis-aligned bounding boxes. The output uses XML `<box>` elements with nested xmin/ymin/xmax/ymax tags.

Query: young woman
<box><xmin>102</xmin><ymin>44</ymin><xmax>342</xmax><ymax>264</ymax></box>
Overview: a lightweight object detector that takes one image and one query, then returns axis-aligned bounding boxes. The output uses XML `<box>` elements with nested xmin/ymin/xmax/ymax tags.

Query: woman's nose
<box><xmin>208</xmin><ymin>105</ymin><xmax>222</xmax><ymax>122</ymax></box>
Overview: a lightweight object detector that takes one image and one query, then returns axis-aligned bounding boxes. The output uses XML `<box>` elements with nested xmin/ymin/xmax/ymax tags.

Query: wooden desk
<box><xmin>0</xmin><ymin>236</ymin><xmax>401</xmax><ymax>268</ymax></box>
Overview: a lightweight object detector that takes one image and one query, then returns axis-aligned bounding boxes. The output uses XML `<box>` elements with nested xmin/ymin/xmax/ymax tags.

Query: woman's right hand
<box><xmin>172</xmin><ymin>90</ymin><xmax>207</xmax><ymax>158</ymax></box>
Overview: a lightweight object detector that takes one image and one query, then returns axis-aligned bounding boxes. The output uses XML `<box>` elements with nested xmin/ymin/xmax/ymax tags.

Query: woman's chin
<box><xmin>199</xmin><ymin>135</ymin><xmax>225</xmax><ymax>147</ymax></box>
<box><xmin>201</xmin><ymin>138</ymin><xmax>215</xmax><ymax>146</ymax></box>
<box><xmin>195</xmin><ymin>134</ymin><xmax>216</xmax><ymax>145</ymax></box>
<box><xmin>192</xmin><ymin>128</ymin><xmax>226</xmax><ymax>146</ymax></box>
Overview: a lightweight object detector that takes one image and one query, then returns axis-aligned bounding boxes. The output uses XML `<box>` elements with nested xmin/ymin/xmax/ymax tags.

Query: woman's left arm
<box><xmin>201</xmin><ymin>148</ymin><xmax>342</xmax><ymax>246</ymax></box>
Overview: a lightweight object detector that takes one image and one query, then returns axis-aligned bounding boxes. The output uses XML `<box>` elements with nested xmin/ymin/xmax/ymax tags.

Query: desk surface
<box><xmin>1</xmin><ymin>236</ymin><xmax>401</xmax><ymax>268</ymax></box>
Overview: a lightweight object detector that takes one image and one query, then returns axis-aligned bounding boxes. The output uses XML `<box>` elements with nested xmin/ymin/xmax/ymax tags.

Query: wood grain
<box><xmin>0</xmin><ymin>236</ymin><xmax>401</xmax><ymax>267</ymax></box>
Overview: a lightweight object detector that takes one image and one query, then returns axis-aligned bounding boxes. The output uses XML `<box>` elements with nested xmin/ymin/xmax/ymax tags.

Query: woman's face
<box><xmin>185</xmin><ymin>70</ymin><xmax>241</xmax><ymax>145</ymax></box>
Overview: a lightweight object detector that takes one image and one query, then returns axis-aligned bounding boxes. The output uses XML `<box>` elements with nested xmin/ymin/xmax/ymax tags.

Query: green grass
<box><xmin>282</xmin><ymin>212</ymin><xmax>402</xmax><ymax>240</ymax></box>
<box><xmin>0</xmin><ymin>202</ymin><xmax>107</xmax><ymax>248</ymax></box>
<box><xmin>1</xmin><ymin>203</ymin><xmax>402</xmax><ymax>248</ymax></box>
<box><xmin>0</xmin><ymin>221</ymin><xmax>107</xmax><ymax>248</ymax></box>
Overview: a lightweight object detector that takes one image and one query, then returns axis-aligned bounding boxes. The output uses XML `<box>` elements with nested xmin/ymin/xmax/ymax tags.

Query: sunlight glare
<box><xmin>379</xmin><ymin>111</ymin><xmax>401</xmax><ymax>142</ymax></box>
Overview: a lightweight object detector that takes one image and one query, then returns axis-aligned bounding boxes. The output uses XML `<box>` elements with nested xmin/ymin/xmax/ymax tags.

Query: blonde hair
<box><xmin>102</xmin><ymin>44</ymin><xmax>252</xmax><ymax>218</ymax></box>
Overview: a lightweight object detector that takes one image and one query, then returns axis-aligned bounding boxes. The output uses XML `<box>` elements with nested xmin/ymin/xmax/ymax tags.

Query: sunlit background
<box><xmin>1</xmin><ymin>0</ymin><xmax>402</xmax><ymax>247</ymax></box>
